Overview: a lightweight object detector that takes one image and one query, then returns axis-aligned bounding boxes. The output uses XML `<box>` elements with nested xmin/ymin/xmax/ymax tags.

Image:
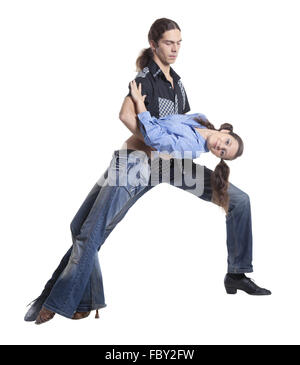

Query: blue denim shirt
<box><xmin>137</xmin><ymin>111</ymin><xmax>209</xmax><ymax>159</ymax></box>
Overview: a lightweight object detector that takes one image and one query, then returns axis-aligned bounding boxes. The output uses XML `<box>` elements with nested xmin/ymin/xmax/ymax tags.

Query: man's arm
<box><xmin>119</xmin><ymin>96</ymin><xmax>145</xmax><ymax>142</ymax></box>
<box><xmin>119</xmin><ymin>78</ymin><xmax>153</xmax><ymax>142</ymax></box>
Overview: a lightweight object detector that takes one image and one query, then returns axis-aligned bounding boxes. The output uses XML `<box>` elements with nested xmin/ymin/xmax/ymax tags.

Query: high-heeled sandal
<box><xmin>35</xmin><ymin>306</ymin><xmax>55</xmax><ymax>325</ymax></box>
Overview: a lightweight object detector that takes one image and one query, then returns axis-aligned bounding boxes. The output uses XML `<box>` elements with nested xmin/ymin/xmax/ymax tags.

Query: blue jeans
<box><xmin>40</xmin><ymin>149</ymin><xmax>252</xmax><ymax>318</ymax></box>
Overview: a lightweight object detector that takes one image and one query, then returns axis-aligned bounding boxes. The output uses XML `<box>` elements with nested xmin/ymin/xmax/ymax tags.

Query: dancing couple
<box><xmin>25</xmin><ymin>18</ymin><xmax>271</xmax><ymax>325</ymax></box>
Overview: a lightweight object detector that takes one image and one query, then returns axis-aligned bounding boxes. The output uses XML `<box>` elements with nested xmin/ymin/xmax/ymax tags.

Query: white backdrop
<box><xmin>1</xmin><ymin>0</ymin><xmax>299</xmax><ymax>345</ymax></box>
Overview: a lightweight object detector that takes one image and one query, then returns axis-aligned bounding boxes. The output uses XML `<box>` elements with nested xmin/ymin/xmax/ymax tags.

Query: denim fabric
<box><xmin>176</xmin><ymin>163</ymin><xmax>253</xmax><ymax>274</ymax></box>
<box><xmin>42</xmin><ymin>150</ymin><xmax>155</xmax><ymax>318</ymax></box>
<box><xmin>27</xmin><ymin>170</ymin><xmax>109</xmax><ymax>318</ymax></box>
<box><xmin>38</xmin><ymin>149</ymin><xmax>252</xmax><ymax>319</ymax></box>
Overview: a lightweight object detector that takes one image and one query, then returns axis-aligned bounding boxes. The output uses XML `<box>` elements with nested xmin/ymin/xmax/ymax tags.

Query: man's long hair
<box><xmin>136</xmin><ymin>18</ymin><xmax>181</xmax><ymax>71</ymax></box>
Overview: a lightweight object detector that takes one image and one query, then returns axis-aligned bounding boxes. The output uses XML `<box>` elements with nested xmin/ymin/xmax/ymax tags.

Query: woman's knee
<box><xmin>228</xmin><ymin>185</ymin><xmax>250</xmax><ymax>209</ymax></box>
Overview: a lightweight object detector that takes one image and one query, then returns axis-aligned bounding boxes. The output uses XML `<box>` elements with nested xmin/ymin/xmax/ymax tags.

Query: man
<box><xmin>119</xmin><ymin>18</ymin><xmax>271</xmax><ymax>296</ymax></box>
<box><xmin>25</xmin><ymin>18</ymin><xmax>270</xmax><ymax>326</ymax></box>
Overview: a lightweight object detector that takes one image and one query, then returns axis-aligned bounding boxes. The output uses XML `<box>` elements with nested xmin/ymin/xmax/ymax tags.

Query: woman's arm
<box><xmin>121</xmin><ymin>82</ymin><xmax>200</xmax><ymax>158</ymax></box>
<box><xmin>130</xmin><ymin>80</ymin><xmax>147</xmax><ymax>114</ymax></box>
<box><xmin>137</xmin><ymin>111</ymin><xmax>197</xmax><ymax>158</ymax></box>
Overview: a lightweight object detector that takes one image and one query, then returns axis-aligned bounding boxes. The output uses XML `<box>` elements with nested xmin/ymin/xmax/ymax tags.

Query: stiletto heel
<box><xmin>225</xmin><ymin>287</ymin><xmax>237</xmax><ymax>294</ymax></box>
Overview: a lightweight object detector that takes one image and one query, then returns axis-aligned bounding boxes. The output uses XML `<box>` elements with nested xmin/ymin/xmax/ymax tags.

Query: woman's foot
<box><xmin>24</xmin><ymin>295</ymin><xmax>46</xmax><ymax>322</ymax></box>
<box><xmin>72</xmin><ymin>311</ymin><xmax>91</xmax><ymax>320</ymax></box>
<box><xmin>35</xmin><ymin>307</ymin><xmax>55</xmax><ymax>325</ymax></box>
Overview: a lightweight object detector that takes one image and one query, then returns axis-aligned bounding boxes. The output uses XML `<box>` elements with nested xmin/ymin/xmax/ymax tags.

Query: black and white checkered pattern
<box><xmin>177</xmin><ymin>80</ymin><xmax>186</xmax><ymax>111</ymax></box>
<box><xmin>158</xmin><ymin>97</ymin><xmax>175</xmax><ymax>117</ymax></box>
<box><xmin>130</xmin><ymin>59</ymin><xmax>190</xmax><ymax>118</ymax></box>
<box><xmin>174</xmin><ymin>94</ymin><xmax>178</xmax><ymax>114</ymax></box>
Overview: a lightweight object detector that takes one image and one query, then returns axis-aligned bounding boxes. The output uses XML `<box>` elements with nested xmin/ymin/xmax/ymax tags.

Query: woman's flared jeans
<box><xmin>39</xmin><ymin>149</ymin><xmax>253</xmax><ymax>318</ymax></box>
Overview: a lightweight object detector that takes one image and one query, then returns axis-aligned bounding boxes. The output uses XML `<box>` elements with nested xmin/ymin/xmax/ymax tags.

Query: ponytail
<box><xmin>136</xmin><ymin>48</ymin><xmax>153</xmax><ymax>72</ymax></box>
<box><xmin>211</xmin><ymin>159</ymin><xmax>230</xmax><ymax>213</ymax></box>
<box><xmin>193</xmin><ymin>116</ymin><xmax>216</xmax><ymax>130</ymax></box>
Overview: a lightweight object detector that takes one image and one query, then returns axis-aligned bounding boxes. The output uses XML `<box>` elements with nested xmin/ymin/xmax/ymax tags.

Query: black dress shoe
<box><xmin>224</xmin><ymin>274</ymin><xmax>272</xmax><ymax>295</ymax></box>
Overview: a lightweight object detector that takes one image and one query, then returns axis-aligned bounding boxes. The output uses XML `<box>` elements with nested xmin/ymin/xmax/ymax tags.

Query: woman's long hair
<box><xmin>136</xmin><ymin>18</ymin><xmax>181</xmax><ymax>71</ymax></box>
<box><xmin>194</xmin><ymin>117</ymin><xmax>244</xmax><ymax>214</ymax></box>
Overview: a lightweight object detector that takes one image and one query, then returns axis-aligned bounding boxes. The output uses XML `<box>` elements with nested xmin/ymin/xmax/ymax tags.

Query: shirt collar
<box><xmin>148</xmin><ymin>59</ymin><xmax>181</xmax><ymax>83</ymax></box>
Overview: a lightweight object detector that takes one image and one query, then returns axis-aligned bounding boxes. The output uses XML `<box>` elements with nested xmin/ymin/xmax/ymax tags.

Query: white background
<box><xmin>1</xmin><ymin>0</ymin><xmax>299</xmax><ymax>345</ymax></box>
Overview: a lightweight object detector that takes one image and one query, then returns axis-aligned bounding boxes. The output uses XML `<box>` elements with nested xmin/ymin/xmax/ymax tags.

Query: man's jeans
<box><xmin>39</xmin><ymin>149</ymin><xmax>253</xmax><ymax>319</ymax></box>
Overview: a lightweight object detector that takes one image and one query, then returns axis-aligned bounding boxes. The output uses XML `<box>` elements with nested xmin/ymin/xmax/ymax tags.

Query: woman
<box><xmin>130</xmin><ymin>80</ymin><xmax>244</xmax><ymax>213</ymax></box>
<box><xmin>27</xmin><ymin>97</ymin><xmax>245</xmax><ymax>325</ymax></box>
<box><xmin>25</xmin><ymin>83</ymin><xmax>245</xmax><ymax>325</ymax></box>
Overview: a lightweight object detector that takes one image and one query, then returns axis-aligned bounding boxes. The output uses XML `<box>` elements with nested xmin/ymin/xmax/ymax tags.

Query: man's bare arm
<box><xmin>119</xmin><ymin>96</ymin><xmax>145</xmax><ymax>142</ymax></box>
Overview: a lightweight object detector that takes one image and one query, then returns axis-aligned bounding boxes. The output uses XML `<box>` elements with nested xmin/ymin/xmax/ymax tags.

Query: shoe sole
<box><xmin>225</xmin><ymin>286</ymin><xmax>272</xmax><ymax>295</ymax></box>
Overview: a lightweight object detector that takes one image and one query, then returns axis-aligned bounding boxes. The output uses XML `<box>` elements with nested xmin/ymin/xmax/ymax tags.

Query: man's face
<box><xmin>151</xmin><ymin>29</ymin><xmax>182</xmax><ymax>65</ymax></box>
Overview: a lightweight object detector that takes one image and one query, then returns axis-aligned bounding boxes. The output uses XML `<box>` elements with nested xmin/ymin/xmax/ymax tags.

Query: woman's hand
<box><xmin>130</xmin><ymin>80</ymin><xmax>147</xmax><ymax>114</ymax></box>
<box><xmin>130</xmin><ymin>80</ymin><xmax>147</xmax><ymax>104</ymax></box>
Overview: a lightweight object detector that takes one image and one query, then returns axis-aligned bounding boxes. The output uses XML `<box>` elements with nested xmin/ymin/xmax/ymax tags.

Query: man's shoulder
<box><xmin>135</xmin><ymin>67</ymin><xmax>151</xmax><ymax>79</ymax></box>
<box><xmin>134</xmin><ymin>67</ymin><xmax>155</xmax><ymax>93</ymax></box>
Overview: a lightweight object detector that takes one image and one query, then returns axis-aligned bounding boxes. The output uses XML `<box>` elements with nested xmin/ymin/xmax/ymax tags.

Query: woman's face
<box><xmin>207</xmin><ymin>130</ymin><xmax>239</xmax><ymax>160</ymax></box>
